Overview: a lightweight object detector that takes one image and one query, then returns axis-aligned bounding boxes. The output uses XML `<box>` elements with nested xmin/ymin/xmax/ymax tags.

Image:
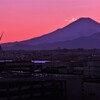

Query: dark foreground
<box><xmin>0</xmin><ymin>49</ymin><xmax>100</xmax><ymax>100</ymax></box>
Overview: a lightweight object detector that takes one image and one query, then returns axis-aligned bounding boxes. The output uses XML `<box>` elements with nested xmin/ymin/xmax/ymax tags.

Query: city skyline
<box><xmin>0</xmin><ymin>0</ymin><xmax>100</xmax><ymax>43</ymax></box>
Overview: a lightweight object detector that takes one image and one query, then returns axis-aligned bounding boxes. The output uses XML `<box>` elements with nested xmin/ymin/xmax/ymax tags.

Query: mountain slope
<box><xmin>3</xmin><ymin>32</ymin><xmax>100</xmax><ymax>50</ymax></box>
<box><xmin>21</xmin><ymin>17</ymin><xmax>100</xmax><ymax>45</ymax></box>
<box><xmin>30</xmin><ymin>32</ymin><xmax>100</xmax><ymax>50</ymax></box>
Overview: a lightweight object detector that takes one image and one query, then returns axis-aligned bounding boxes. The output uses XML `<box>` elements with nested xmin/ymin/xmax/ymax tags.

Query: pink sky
<box><xmin>0</xmin><ymin>0</ymin><xmax>100</xmax><ymax>43</ymax></box>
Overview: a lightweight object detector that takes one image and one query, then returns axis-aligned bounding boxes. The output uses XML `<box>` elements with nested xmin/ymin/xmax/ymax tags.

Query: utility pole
<box><xmin>0</xmin><ymin>32</ymin><xmax>4</xmax><ymax>50</ymax></box>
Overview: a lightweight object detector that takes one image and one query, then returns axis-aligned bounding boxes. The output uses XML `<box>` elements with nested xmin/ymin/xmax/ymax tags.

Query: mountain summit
<box><xmin>2</xmin><ymin>17</ymin><xmax>100</xmax><ymax>50</ymax></box>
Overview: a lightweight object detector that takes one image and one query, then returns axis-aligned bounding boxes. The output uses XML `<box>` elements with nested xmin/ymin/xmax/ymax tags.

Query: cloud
<box><xmin>65</xmin><ymin>17</ymin><xmax>77</xmax><ymax>22</ymax></box>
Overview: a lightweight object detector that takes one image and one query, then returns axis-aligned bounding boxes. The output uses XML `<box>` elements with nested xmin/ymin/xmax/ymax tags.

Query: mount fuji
<box><xmin>2</xmin><ymin>17</ymin><xmax>100</xmax><ymax>50</ymax></box>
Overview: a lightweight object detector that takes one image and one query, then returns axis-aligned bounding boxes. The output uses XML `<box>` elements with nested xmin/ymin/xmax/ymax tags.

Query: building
<box><xmin>83</xmin><ymin>79</ymin><xmax>100</xmax><ymax>100</ymax></box>
<box><xmin>84</xmin><ymin>56</ymin><xmax>100</xmax><ymax>78</ymax></box>
<box><xmin>0</xmin><ymin>72</ymin><xmax>82</xmax><ymax>100</ymax></box>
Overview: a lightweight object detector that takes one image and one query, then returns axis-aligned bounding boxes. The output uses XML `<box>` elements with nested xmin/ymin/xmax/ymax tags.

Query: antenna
<box><xmin>0</xmin><ymin>32</ymin><xmax>4</xmax><ymax>40</ymax></box>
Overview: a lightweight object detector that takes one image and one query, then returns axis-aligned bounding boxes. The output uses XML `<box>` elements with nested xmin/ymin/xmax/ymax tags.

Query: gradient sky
<box><xmin>0</xmin><ymin>0</ymin><xmax>100</xmax><ymax>43</ymax></box>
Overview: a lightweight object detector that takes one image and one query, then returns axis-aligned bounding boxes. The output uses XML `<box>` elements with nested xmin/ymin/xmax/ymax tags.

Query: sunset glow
<box><xmin>0</xmin><ymin>0</ymin><xmax>100</xmax><ymax>43</ymax></box>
